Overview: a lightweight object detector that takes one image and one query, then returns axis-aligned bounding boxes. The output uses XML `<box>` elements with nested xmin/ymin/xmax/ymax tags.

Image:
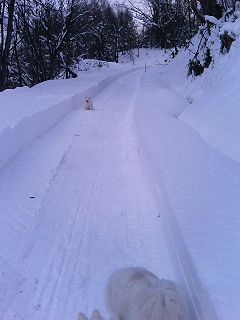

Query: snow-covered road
<box><xmin>2</xmin><ymin>48</ymin><xmax>240</xmax><ymax>320</ymax></box>
<box><xmin>0</xmin><ymin>72</ymin><xmax>179</xmax><ymax>320</ymax></box>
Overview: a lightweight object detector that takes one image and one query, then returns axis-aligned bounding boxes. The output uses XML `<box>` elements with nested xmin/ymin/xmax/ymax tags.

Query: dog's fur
<box><xmin>105</xmin><ymin>267</ymin><xmax>188</xmax><ymax>320</ymax></box>
<box><xmin>77</xmin><ymin>267</ymin><xmax>188</xmax><ymax>320</ymax></box>
<box><xmin>84</xmin><ymin>96</ymin><xmax>93</xmax><ymax>110</ymax></box>
<box><xmin>78</xmin><ymin>310</ymin><xmax>103</xmax><ymax>320</ymax></box>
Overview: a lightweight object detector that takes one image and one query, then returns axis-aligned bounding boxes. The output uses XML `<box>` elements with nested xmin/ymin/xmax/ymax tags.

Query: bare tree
<box><xmin>190</xmin><ymin>0</ymin><xmax>223</xmax><ymax>23</ymax></box>
<box><xmin>0</xmin><ymin>0</ymin><xmax>16</xmax><ymax>91</ymax></box>
<box><xmin>0</xmin><ymin>0</ymin><xmax>138</xmax><ymax>90</ymax></box>
<box><xmin>128</xmin><ymin>0</ymin><xmax>197</xmax><ymax>48</ymax></box>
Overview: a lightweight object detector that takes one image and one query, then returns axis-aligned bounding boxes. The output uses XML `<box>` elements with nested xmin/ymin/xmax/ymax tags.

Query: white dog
<box><xmin>84</xmin><ymin>96</ymin><xmax>93</xmax><ymax>110</ymax></box>
<box><xmin>77</xmin><ymin>267</ymin><xmax>188</xmax><ymax>320</ymax></box>
<box><xmin>105</xmin><ymin>267</ymin><xmax>188</xmax><ymax>320</ymax></box>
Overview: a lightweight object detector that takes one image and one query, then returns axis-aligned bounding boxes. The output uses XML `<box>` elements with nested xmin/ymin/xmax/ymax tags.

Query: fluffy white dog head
<box><xmin>106</xmin><ymin>267</ymin><xmax>188</xmax><ymax>320</ymax></box>
<box><xmin>78</xmin><ymin>309</ymin><xmax>104</xmax><ymax>320</ymax></box>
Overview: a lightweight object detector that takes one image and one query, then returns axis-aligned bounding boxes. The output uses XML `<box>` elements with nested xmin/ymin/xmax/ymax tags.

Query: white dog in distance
<box><xmin>78</xmin><ymin>267</ymin><xmax>188</xmax><ymax>320</ymax></box>
<box><xmin>84</xmin><ymin>96</ymin><xmax>93</xmax><ymax>110</ymax></box>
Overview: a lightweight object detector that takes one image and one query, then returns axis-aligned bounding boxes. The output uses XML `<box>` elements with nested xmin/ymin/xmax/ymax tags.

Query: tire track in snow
<box><xmin>24</xmin><ymin>107</ymin><xmax>115</xmax><ymax>319</ymax></box>
<box><xmin>47</xmin><ymin>110</ymin><xmax>117</xmax><ymax>318</ymax></box>
<box><xmin>22</xmin><ymin>75</ymin><xmax>137</xmax><ymax>318</ymax></box>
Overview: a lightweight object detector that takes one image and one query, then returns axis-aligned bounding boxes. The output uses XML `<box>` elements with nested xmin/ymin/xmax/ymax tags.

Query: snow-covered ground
<box><xmin>0</xmin><ymin>46</ymin><xmax>239</xmax><ymax>320</ymax></box>
<box><xmin>0</xmin><ymin>71</ymin><xmax>176</xmax><ymax>319</ymax></box>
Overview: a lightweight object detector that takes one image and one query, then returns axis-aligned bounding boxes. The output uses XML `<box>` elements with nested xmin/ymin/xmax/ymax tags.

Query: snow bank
<box><xmin>179</xmin><ymin>38</ymin><xmax>240</xmax><ymax>161</ymax></box>
<box><xmin>132</xmin><ymin>70</ymin><xmax>213</xmax><ymax>320</ymax></box>
<box><xmin>164</xmin><ymin>13</ymin><xmax>240</xmax><ymax>162</ymax></box>
<box><xmin>133</xmin><ymin>68</ymin><xmax>240</xmax><ymax>320</ymax></box>
<box><xmin>0</xmin><ymin>64</ymin><xmax>139</xmax><ymax>171</ymax></box>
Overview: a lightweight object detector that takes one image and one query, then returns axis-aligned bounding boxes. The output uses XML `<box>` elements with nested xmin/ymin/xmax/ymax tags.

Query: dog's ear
<box><xmin>78</xmin><ymin>311</ymin><xmax>89</xmax><ymax>320</ymax></box>
<box><xmin>90</xmin><ymin>309</ymin><xmax>104</xmax><ymax>320</ymax></box>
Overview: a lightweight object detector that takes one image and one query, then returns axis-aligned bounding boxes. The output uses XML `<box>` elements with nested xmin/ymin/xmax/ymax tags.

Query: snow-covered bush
<box><xmin>187</xmin><ymin>5</ymin><xmax>240</xmax><ymax>77</ymax></box>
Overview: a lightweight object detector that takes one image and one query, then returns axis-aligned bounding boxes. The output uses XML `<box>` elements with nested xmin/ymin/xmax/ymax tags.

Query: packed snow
<box><xmin>0</xmin><ymin>45</ymin><xmax>239</xmax><ymax>320</ymax></box>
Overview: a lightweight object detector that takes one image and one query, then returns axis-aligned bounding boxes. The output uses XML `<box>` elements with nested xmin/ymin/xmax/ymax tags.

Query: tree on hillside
<box><xmin>187</xmin><ymin>0</ymin><xmax>238</xmax><ymax>77</ymax></box>
<box><xmin>80</xmin><ymin>1</ymin><xmax>137</xmax><ymax>63</ymax></box>
<box><xmin>190</xmin><ymin>0</ymin><xmax>223</xmax><ymax>23</ymax></box>
<box><xmin>15</xmin><ymin>0</ymin><xmax>93</xmax><ymax>85</ymax></box>
<box><xmin>113</xmin><ymin>7</ymin><xmax>137</xmax><ymax>62</ymax></box>
<box><xmin>0</xmin><ymin>0</ymin><xmax>16</xmax><ymax>91</ymax></box>
<box><xmin>129</xmin><ymin>0</ymin><xmax>197</xmax><ymax>48</ymax></box>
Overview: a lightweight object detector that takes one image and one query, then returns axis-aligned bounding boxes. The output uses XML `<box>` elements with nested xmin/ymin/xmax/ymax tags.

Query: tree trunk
<box><xmin>0</xmin><ymin>0</ymin><xmax>15</xmax><ymax>91</ymax></box>
<box><xmin>191</xmin><ymin>0</ymin><xmax>205</xmax><ymax>23</ymax></box>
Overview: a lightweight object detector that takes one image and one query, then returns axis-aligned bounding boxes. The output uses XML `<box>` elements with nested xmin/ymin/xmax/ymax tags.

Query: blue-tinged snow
<box><xmin>0</xmin><ymin>45</ymin><xmax>239</xmax><ymax>320</ymax></box>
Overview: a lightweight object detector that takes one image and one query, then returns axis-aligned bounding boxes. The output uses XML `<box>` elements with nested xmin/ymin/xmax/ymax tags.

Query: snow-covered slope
<box><xmin>136</xmin><ymin>22</ymin><xmax>240</xmax><ymax>318</ymax></box>
<box><xmin>162</xmin><ymin>13</ymin><xmax>240</xmax><ymax>163</ymax></box>
<box><xmin>118</xmin><ymin>48</ymin><xmax>171</xmax><ymax>67</ymax></box>
<box><xmin>179</xmin><ymin>38</ymin><xmax>240</xmax><ymax>161</ymax></box>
